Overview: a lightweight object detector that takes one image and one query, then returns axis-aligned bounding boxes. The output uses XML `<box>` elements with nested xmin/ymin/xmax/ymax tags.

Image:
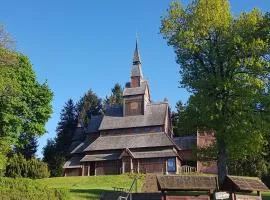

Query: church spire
<box><xmin>133</xmin><ymin>38</ymin><xmax>141</xmax><ymax>65</ymax></box>
<box><xmin>130</xmin><ymin>38</ymin><xmax>143</xmax><ymax>87</ymax></box>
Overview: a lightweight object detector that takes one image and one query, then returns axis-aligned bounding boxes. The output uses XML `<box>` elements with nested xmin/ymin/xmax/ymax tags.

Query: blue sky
<box><xmin>0</xmin><ymin>0</ymin><xmax>269</xmax><ymax>158</ymax></box>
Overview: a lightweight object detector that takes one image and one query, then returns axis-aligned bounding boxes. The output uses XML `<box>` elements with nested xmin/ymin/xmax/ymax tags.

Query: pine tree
<box><xmin>77</xmin><ymin>90</ymin><xmax>102</xmax><ymax>127</ymax></box>
<box><xmin>43</xmin><ymin>99</ymin><xmax>77</xmax><ymax>176</ymax></box>
<box><xmin>104</xmin><ymin>83</ymin><xmax>123</xmax><ymax>106</ymax></box>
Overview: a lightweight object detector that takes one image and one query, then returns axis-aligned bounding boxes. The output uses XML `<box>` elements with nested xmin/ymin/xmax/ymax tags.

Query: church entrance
<box><xmin>90</xmin><ymin>162</ymin><xmax>95</xmax><ymax>176</ymax></box>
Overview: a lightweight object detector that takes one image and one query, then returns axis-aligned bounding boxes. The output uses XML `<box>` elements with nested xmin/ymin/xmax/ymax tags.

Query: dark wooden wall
<box><xmin>166</xmin><ymin>195</ymin><xmax>210</xmax><ymax>200</ymax></box>
<box><xmin>124</xmin><ymin>95</ymin><xmax>144</xmax><ymax>116</ymax></box>
<box><xmin>95</xmin><ymin>160</ymin><xmax>121</xmax><ymax>175</ymax></box>
<box><xmin>64</xmin><ymin>168</ymin><xmax>82</xmax><ymax>176</ymax></box>
<box><xmin>137</xmin><ymin>158</ymin><xmax>167</xmax><ymax>174</ymax></box>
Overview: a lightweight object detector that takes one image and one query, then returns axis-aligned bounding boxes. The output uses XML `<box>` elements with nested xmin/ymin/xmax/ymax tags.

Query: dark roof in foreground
<box><xmin>157</xmin><ymin>175</ymin><xmax>217</xmax><ymax>191</ymax></box>
<box><xmin>84</xmin><ymin>132</ymin><xmax>174</xmax><ymax>151</ymax></box>
<box><xmin>80</xmin><ymin>153</ymin><xmax>120</xmax><ymax>162</ymax></box>
<box><xmin>99</xmin><ymin>103</ymin><xmax>168</xmax><ymax>130</ymax></box>
<box><xmin>225</xmin><ymin>176</ymin><xmax>269</xmax><ymax>192</ymax></box>
<box><xmin>63</xmin><ymin>157</ymin><xmax>82</xmax><ymax>169</ymax></box>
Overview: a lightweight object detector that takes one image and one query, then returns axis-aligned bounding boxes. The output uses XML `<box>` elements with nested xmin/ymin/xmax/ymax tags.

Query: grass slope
<box><xmin>35</xmin><ymin>174</ymin><xmax>144</xmax><ymax>200</ymax></box>
<box><xmin>0</xmin><ymin>177</ymin><xmax>69</xmax><ymax>200</ymax></box>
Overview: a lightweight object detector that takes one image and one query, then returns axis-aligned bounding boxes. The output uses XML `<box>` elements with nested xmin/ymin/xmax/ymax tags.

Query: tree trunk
<box><xmin>217</xmin><ymin>139</ymin><xmax>228</xmax><ymax>189</ymax></box>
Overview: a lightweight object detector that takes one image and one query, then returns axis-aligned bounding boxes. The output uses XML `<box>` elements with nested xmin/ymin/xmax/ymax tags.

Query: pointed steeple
<box><xmin>133</xmin><ymin>39</ymin><xmax>141</xmax><ymax>65</ymax></box>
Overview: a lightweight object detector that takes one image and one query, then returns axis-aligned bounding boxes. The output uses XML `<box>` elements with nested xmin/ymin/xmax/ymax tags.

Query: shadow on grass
<box><xmin>70</xmin><ymin>189</ymin><xmax>112</xmax><ymax>200</ymax></box>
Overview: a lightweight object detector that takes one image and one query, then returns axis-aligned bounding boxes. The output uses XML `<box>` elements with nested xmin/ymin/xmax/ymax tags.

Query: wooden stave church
<box><xmin>63</xmin><ymin>41</ymin><xmax>217</xmax><ymax>176</ymax></box>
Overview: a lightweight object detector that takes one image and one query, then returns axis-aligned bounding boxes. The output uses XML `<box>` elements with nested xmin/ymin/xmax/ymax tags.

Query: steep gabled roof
<box><xmin>70</xmin><ymin>134</ymin><xmax>97</xmax><ymax>154</ymax></box>
<box><xmin>99</xmin><ymin>103</ymin><xmax>168</xmax><ymax>130</ymax></box>
<box><xmin>83</xmin><ymin>132</ymin><xmax>174</xmax><ymax>151</ymax></box>
<box><xmin>63</xmin><ymin>156</ymin><xmax>82</xmax><ymax>169</ymax></box>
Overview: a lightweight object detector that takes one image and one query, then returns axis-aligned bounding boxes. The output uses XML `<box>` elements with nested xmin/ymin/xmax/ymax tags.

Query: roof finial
<box><xmin>133</xmin><ymin>34</ymin><xmax>141</xmax><ymax>65</ymax></box>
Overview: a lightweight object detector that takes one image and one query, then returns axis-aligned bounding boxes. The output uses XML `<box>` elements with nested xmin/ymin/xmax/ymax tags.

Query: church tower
<box><xmin>131</xmin><ymin>39</ymin><xmax>143</xmax><ymax>87</ymax></box>
<box><xmin>123</xmin><ymin>40</ymin><xmax>150</xmax><ymax>116</ymax></box>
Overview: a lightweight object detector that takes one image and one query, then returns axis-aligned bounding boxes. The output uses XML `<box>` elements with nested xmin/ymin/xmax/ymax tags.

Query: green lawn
<box><xmin>263</xmin><ymin>192</ymin><xmax>270</xmax><ymax>200</ymax></box>
<box><xmin>35</xmin><ymin>174</ymin><xmax>144</xmax><ymax>200</ymax></box>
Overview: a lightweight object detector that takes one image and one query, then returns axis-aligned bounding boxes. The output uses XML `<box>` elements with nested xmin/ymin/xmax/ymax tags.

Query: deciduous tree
<box><xmin>0</xmin><ymin>47</ymin><xmax>53</xmax><ymax>173</ymax></box>
<box><xmin>161</xmin><ymin>0</ymin><xmax>270</xmax><ymax>185</ymax></box>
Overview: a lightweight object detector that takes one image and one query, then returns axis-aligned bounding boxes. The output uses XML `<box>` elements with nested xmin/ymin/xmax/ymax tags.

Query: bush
<box><xmin>5</xmin><ymin>154</ymin><xmax>50</xmax><ymax>179</ymax></box>
<box><xmin>0</xmin><ymin>177</ymin><xmax>70</xmax><ymax>200</ymax></box>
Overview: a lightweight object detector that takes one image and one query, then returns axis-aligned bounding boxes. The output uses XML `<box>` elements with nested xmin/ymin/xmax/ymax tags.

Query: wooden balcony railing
<box><xmin>179</xmin><ymin>165</ymin><xmax>197</xmax><ymax>173</ymax></box>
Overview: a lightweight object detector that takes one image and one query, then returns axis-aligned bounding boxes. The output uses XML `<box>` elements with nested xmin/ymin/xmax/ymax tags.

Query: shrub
<box><xmin>0</xmin><ymin>177</ymin><xmax>70</xmax><ymax>200</ymax></box>
<box><xmin>5</xmin><ymin>154</ymin><xmax>50</xmax><ymax>179</ymax></box>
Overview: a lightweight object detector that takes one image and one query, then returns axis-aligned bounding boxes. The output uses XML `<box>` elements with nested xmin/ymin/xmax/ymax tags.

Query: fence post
<box><xmin>135</xmin><ymin>178</ymin><xmax>137</xmax><ymax>193</ymax></box>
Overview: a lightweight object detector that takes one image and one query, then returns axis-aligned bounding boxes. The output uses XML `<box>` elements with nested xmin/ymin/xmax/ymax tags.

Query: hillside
<box><xmin>35</xmin><ymin>174</ymin><xmax>144</xmax><ymax>200</ymax></box>
<box><xmin>1</xmin><ymin>175</ymin><xmax>270</xmax><ymax>200</ymax></box>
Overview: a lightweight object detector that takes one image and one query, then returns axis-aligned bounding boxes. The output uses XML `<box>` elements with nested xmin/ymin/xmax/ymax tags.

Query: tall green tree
<box><xmin>77</xmin><ymin>90</ymin><xmax>102</xmax><ymax>127</ymax></box>
<box><xmin>104</xmin><ymin>83</ymin><xmax>123</xmax><ymax>106</ymax></box>
<box><xmin>161</xmin><ymin>0</ymin><xmax>270</xmax><ymax>185</ymax></box>
<box><xmin>0</xmin><ymin>47</ymin><xmax>53</xmax><ymax>173</ymax></box>
<box><xmin>14</xmin><ymin>133</ymin><xmax>38</xmax><ymax>160</ymax></box>
<box><xmin>42</xmin><ymin>139</ymin><xmax>61</xmax><ymax>177</ymax></box>
<box><xmin>172</xmin><ymin>100</ymin><xmax>193</xmax><ymax>136</ymax></box>
<box><xmin>43</xmin><ymin>99</ymin><xmax>77</xmax><ymax>176</ymax></box>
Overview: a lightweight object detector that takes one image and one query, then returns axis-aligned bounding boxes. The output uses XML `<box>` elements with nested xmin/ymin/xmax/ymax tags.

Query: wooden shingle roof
<box><xmin>80</xmin><ymin>153</ymin><xmax>120</xmax><ymax>162</ymax></box>
<box><xmin>63</xmin><ymin>157</ymin><xmax>82</xmax><ymax>169</ymax></box>
<box><xmin>132</xmin><ymin>149</ymin><xmax>177</xmax><ymax>159</ymax></box>
<box><xmin>83</xmin><ymin>132</ymin><xmax>174</xmax><ymax>151</ymax></box>
<box><xmin>99</xmin><ymin>103</ymin><xmax>168</xmax><ymax>130</ymax></box>
<box><xmin>123</xmin><ymin>81</ymin><xmax>147</xmax><ymax>96</ymax></box>
<box><xmin>224</xmin><ymin>176</ymin><xmax>269</xmax><ymax>192</ymax></box>
<box><xmin>157</xmin><ymin>175</ymin><xmax>218</xmax><ymax>191</ymax></box>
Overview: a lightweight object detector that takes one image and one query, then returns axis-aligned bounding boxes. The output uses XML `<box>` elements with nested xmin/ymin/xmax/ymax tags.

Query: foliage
<box><xmin>171</xmin><ymin>100</ymin><xmax>195</xmax><ymax>136</ymax></box>
<box><xmin>104</xmin><ymin>83</ymin><xmax>123</xmax><ymax>106</ymax></box>
<box><xmin>161</xmin><ymin>0</ymin><xmax>270</xmax><ymax>184</ymax></box>
<box><xmin>0</xmin><ymin>177</ymin><xmax>70</xmax><ymax>200</ymax></box>
<box><xmin>228</xmin><ymin>156</ymin><xmax>268</xmax><ymax>178</ymax></box>
<box><xmin>43</xmin><ymin>99</ymin><xmax>77</xmax><ymax>177</ymax></box>
<box><xmin>14</xmin><ymin>133</ymin><xmax>38</xmax><ymax>160</ymax></box>
<box><xmin>55</xmin><ymin>99</ymin><xmax>77</xmax><ymax>155</ymax></box>
<box><xmin>5</xmin><ymin>154</ymin><xmax>50</xmax><ymax>179</ymax></box>
<box><xmin>77</xmin><ymin>90</ymin><xmax>102</xmax><ymax>127</ymax></box>
<box><xmin>43</xmin><ymin>139</ymin><xmax>64</xmax><ymax>177</ymax></box>
<box><xmin>0</xmin><ymin>47</ymin><xmax>53</xmax><ymax>173</ymax></box>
